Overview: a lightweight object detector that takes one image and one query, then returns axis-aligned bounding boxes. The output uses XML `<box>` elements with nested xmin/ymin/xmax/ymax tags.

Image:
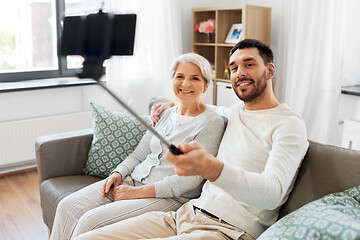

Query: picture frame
<box><xmin>225</xmin><ymin>23</ymin><xmax>243</xmax><ymax>44</ymax></box>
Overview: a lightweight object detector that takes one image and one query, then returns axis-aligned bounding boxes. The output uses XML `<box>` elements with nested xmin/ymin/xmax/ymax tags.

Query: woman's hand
<box><xmin>113</xmin><ymin>184</ymin><xmax>155</xmax><ymax>201</ymax></box>
<box><xmin>151</xmin><ymin>102</ymin><xmax>174</xmax><ymax>126</ymax></box>
<box><xmin>102</xmin><ymin>172</ymin><xmax>122</xmax><ymax>198</ymax></box>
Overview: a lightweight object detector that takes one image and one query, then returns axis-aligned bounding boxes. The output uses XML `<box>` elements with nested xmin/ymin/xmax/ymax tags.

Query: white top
<box><xmin>114</xmin><ymin>106</ymin><xmax>225</xmax><ymax>201</ymax></box>
<box><xmin>168</xmin><ymin>109</ymin><xmax>195</xmax><ymax>136</ymax></box>
<box><xmin>191</xmin><ymin>102</ymin><xmax>309</xmax><ymax>238</ymax></box>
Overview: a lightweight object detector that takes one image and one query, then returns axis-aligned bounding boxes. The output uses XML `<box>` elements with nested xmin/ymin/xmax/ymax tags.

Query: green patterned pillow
<box><xmin>84</xmin><ymin>102</ymin><xmax>149</xmax><ymax>178</ymax></box>
<box><xmin>258</xmin><ymin>185</ymin><xmax>360</xmax><ymax>240</ymax></box>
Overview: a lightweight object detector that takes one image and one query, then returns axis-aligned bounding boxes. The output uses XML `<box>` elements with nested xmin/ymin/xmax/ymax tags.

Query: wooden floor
<box><xmin>0</xmin><ymin>169</ymin><xmax>48</xmax><ymax>240</ymax></box>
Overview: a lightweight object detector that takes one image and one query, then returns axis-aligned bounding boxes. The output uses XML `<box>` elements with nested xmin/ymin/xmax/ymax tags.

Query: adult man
<box><xmin>75</xmin><ymin>39</ymin><xmax>309</xmax><ymax>240</ymax></box>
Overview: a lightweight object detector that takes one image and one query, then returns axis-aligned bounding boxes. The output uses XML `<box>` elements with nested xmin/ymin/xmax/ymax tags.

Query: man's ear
<box><xmin>266</xmin><ymin>63</ymin><xmax>276</xmax><ymax>80</ymax></box>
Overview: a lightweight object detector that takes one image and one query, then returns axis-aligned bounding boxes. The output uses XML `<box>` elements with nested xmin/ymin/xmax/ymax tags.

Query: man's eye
<box><xmin>176</xmin><ymin>76</ymin><xmax>183</xmax><ymax>79</ymax></box>
<box><xmin>230</xmin><ymin>67</ymin><xmax>237</xmax><ymax>72</ymax></box>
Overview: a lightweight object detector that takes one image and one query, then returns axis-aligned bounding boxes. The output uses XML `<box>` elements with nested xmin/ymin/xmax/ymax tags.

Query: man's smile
<box><xmin>236</xmin><ymin>79</ymin><xmax>254</xmax><ymax>90</ymax></box>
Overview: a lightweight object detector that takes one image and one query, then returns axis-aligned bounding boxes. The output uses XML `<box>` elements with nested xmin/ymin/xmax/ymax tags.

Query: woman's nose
<box><xmin>181</xmin><ymin>78</ymin><xmax>191</xmax><ymax>86</ymax></box>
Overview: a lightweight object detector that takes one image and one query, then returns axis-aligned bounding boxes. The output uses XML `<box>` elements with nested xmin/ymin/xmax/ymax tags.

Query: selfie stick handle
<box><xmin>96</xmin><ymin>81</ymin><xmax>183</xmax><ymax>155</ymax></box>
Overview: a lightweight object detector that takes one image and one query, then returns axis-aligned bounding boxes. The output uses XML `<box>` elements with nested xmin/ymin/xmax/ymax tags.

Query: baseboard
<box><xmin>0</xmin><ymin>159</ymin><xmax>37</xmax><ymax>177</ymax></box>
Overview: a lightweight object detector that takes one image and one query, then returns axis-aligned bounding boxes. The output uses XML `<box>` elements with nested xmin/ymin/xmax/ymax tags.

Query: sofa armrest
<box><xmin>35</xmin><ymin>129</ymin><xmax>93</xmax><ymax>183</ymax></box>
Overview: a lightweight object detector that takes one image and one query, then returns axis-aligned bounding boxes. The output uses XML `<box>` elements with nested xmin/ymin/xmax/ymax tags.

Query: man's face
<box><xmin>229</xmin><ymin>48</ymin><xmax>271</xmax><ymax>102</ymax></box>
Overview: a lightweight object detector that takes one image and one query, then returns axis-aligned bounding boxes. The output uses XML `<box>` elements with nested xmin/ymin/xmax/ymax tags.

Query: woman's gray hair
<box><xmin>170</xmin><ymin>52</ymin><xmax>212</xmax><ymax>87</ymax></box>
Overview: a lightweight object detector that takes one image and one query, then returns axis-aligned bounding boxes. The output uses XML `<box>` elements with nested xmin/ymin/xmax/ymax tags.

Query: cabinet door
<box><xmin>216</xmin><ymin>82</ymin><xmax>240</xmax><ymax>107</ymax></box>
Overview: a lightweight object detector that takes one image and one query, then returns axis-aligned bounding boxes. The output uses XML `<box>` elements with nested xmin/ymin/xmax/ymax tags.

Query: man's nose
<box><xmin>236</xmin><ymin>67</ymin><xmax>246</xmax><ymax>78</ymax></box>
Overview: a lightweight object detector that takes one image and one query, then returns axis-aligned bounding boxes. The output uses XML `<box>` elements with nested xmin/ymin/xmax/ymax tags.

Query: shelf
<box><xmin>193</xmin><ymin>43</ymin><xmax>216</xmax><ymax>46</ymax></box>
<box><xmin>214</xmin><ymin>78</ymin><xmax>231</xmax><ymax>83</ymax></box>
<box><xmin>191</xmin><ymin>5</ymin><xmax>271</xmax><ymax>105</ymax></box>
<box><xmin>216</xmin><ymin>43</ymin><xmax>236</xmax><ymax>47</ymax></box>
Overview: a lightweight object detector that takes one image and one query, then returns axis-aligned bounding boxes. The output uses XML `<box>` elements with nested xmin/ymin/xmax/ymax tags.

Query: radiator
<box><xmin>0</xmin><ymin>112</ymin><xmax>92</xmax><ymax>173</ymax></box>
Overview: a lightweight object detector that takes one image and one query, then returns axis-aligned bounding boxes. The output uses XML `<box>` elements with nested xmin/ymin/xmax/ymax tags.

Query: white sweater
<box><xmin>191</xmin><ymin>102</ymin><xmax>308</xmax><ymax>238</ymax></box>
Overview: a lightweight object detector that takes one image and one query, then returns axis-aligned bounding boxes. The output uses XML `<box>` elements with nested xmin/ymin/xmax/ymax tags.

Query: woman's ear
<box><xmin>203</xmin><ymin>85</ymin><xmax>208</xmax><ymax>93</ymax></box>
<box><xmin>267</xmin><ymin>63</ymin><xmax>276</xmax><ymax>80</ymax></box>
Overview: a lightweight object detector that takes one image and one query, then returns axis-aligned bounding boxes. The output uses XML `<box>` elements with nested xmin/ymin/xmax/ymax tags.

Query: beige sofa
<box><xmin>36</xmin><ymin>129</ymin><xmax>360</xmax><ymax>232</ymax></box>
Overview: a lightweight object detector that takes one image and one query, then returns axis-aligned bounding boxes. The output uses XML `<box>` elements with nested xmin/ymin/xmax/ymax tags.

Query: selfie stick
<box><xmin>60</xmin><ymin>11</ymin><xmax>183</xmax><ymax>155</ymax></box>
<box><xmin>96</xmin><ymin>80</ymin><xmax>183</xmax><ymax>155</ymax></box>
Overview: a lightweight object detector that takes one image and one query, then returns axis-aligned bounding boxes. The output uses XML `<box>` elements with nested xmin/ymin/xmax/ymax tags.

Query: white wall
<box><xmin>0</xmin><ymin>78</ymin><xmax>127</xmax><ymax>170</ymax></box>
<box><xmin>0</xmin><ymin>80</ymin><xmax>122</xmax><ymax>124</ymax></box>
<box><xmin>338</xmin><ymin>94</ymin><xmax>360</xmax><ymax>121</ymax></box>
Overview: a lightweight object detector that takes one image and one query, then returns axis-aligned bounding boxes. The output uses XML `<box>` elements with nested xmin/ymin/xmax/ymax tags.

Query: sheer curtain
<box><xmin>276</xmin><ymin>0</ymin><xmax>346</xmax><ymax>145</ymax></box>
<box><xmin>104</xmin><ymin>0</ymin><xmax>182</xmax><ymax>114</ymax></box>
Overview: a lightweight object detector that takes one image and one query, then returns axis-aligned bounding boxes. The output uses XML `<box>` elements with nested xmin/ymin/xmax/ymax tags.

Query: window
<box><xmin>0</xmin><ymin>0</ymin><xmax>105</xmax><ymax>83</ymax></box>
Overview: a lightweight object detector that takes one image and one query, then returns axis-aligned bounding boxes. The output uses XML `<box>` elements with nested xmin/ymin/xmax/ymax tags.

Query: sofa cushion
<box><xmin>40</xmin><ymin>175</ymin><xmax>102</xmax><ymax>230</ymax></box>
<box><xmin>84</xmin><ymin>102</ymin><xmax>149</xmax><ymax>178</ymax></box>
<box><xmin>258</xmin><ymin>185</ymin><xmax>360</xmax><ymax>239</ymax></box>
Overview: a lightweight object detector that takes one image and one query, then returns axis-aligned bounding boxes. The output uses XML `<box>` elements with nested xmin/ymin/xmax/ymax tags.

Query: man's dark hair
<box><xmin>230</xmin><ymin>39</ymin><xmax>273</xmax><ymax>64</ymax></box>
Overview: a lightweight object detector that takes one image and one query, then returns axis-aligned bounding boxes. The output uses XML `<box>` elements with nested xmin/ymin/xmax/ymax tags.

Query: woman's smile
<box><xmin>179</xmin><ymin>89</ymin><xmax>194</xmax><ymax>94</ymax></box>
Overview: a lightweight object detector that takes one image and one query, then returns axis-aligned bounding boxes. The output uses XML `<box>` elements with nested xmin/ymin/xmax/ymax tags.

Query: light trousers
<box><xmin>50</xmin><ymin>176</ymin><xmax>182</xmax><ymax>240</ymax></box>
<box><xmin>74</xmin><ymin>202</ymin><xmax>255</xmax><ymax>240</ymax></box>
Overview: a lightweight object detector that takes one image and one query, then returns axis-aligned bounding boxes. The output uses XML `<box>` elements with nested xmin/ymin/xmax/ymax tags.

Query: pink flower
<box><xmin>195</xmin><ymin>18</ymin><xmax>215</xmax><ymax>34</ymax></box>
<box><xmin>208</xmin><ymin>18</ymin><xmax>215</xmax><ymax>26</ymax></box>
<box><xmin>195</xmin><ymin>23</ymin><xmax>200</xmax><ymax>32</ymax></box>
<box><xmin>198</xmin><ymin>21</ymin><xmax>207</xmax><ymax>32</ymax></box>
<box><xmin>204</xmin><ymin>24</ymin><xmax>214</xmax><ymax>33</ymax></box>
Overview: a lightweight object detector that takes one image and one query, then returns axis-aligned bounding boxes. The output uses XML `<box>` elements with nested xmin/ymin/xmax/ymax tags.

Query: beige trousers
<box><xmin>50</xmin><ymin>176</ymin><xmax>182</xmax><ymax>240</ymax></box>
<box><xmin>74</xmin><ymin>202</ymin><xmax>255</xmax><ymax>240</ymax></box>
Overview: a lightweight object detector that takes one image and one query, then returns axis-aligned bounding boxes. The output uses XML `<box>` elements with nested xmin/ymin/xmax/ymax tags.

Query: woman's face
<box><xmin>172</xmin><ymin>62</ymin><xmax>208</xmax><ymax>102</ymax></box>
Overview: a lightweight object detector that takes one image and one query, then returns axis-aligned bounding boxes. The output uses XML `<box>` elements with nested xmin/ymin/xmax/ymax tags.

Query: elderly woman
<box><xmin>50</xmin><ymin>52</ymin><xmax>225</xmax><ymax>240</ymax></box>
